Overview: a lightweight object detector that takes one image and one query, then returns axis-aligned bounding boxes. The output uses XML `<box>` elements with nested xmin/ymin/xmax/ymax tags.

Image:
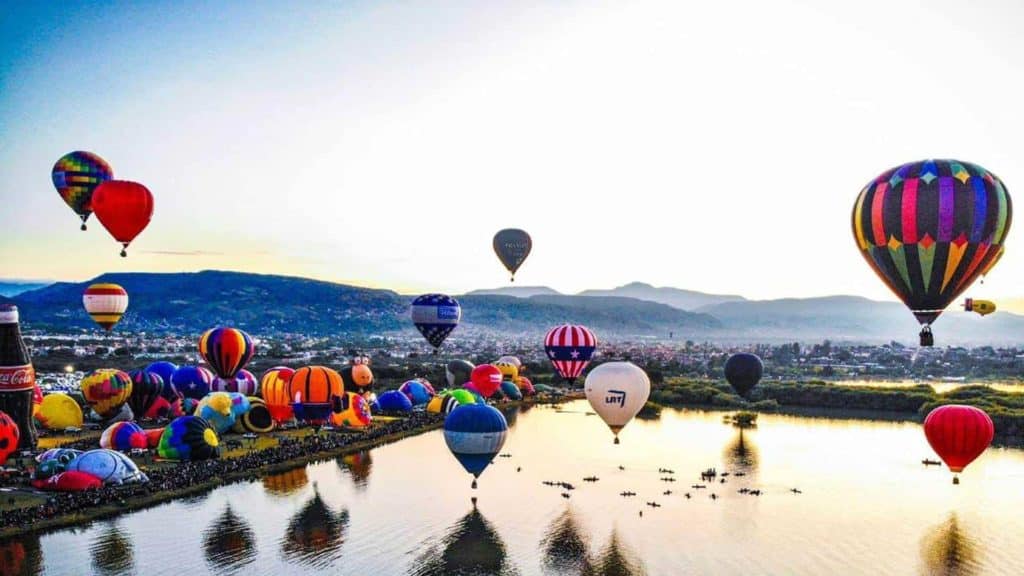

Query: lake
<box><xmin>5</xmin><ymin>399</ymin><xmax>1024</xmax><ymax>575</ymax></box>
<box><xmin>830</xmin><ymin>379</ymin><xmax>1024</xmax><ymax>394</ymax></box>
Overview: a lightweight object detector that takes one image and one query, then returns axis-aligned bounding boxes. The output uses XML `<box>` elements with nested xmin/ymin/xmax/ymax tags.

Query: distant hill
<box><xmin>0</xmin><ymin>281</ymin><xmax>50</xmax><ymax>297</ymax></box>
<box><xmin>578</xmin><ymin>282</ymin><xmax>745</xmax><ymax>310</ymax></box>
<box><xmin>464</xmin><ymin>286</ymin><xmax>561</xmax><ymax>298</ymax></box>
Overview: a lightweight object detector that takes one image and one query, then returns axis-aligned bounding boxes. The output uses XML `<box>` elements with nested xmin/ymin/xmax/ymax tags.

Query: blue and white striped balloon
<box><xmin>444</xmin><ymin>403</ymin><xmax>508</xmax><ymax>489</ymax></box>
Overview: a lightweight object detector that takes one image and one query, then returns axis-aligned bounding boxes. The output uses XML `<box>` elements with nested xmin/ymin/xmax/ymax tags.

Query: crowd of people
<box><xmin>0</xmin><ymin>411</ymin><xmax>442</xmax><ymax>532</ymax></box>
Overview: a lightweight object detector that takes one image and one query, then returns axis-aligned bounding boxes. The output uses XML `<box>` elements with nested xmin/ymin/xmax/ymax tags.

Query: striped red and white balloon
<box><xmin>923</xmin><ymin>404</ymin><xmax>994</xmax><ymax>482</ymax></box>
<box><xmin>82</xmin><ymin>283</ymin><xmax>128</xmax><ymax>331</ymax></box>
<box><xmin>544</xmin><ymin>324</ymin><xmax>597</xmax><ymax>384</ymax></box>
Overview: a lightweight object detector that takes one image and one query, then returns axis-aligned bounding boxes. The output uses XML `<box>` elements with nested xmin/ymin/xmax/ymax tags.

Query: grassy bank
<box><xmin>649</xmin><ymin>378</ymin><xmax>1024</xmax><ymax>443</ymax></box>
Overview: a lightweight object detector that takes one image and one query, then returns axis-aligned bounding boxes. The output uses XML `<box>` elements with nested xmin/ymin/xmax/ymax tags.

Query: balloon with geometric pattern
<box><xmin>82</xmin><ymin>283</ymin><xmax>128</xmax><ymax>331</ymax></box>
<box><xmin>81</xmin><ymin>369</ymin><xmax>133</xmax><ymax>419</ymax></box>
<box><xmin>51</xmin><ymin>151</ymin><xmax>113</xmax><ymax>231</ymax></box>
<box><xmin>199</xmin><ymin>327</ymin><xmax>255</xmax><ymax>380</ymax></box>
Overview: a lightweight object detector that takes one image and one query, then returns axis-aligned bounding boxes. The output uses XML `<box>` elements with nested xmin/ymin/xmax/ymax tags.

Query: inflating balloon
<box><xmin>65</xmin><ymin>449</ymin><xmax>148</xmax><ymax>484</ymax></box>
<box><xmin>494</xmin><ymin>361</ymin><xmax>518</xmax><ymax>382</ymax></box>
<box><xmin>492</xmin><ymin>228</ymin><xmax>532</xmax><ymax>281</ymax></box>
<box><xmin>91</xmin><ymin>180</ymin><xmax>154</xmax><ymax>256</ymax></box>
<box><xmin>963</xmin><ymin>298</ymin><xmax>996</xmax><ymax>317</ymax></box>
<box><xmin>32</xmin><ymin>470</ymin><xmax>103</xmax><ymax>492</ymax></box>
<box><xmin>399</xmin><ymin>380</ymin><xmax>434</xmax><ymax>406</ymax></box>
<box><xmin>81</xmin><ymin>369</ymin><xmax>133</xmax><ymax>419</ymax></box>
<box><xmin>195</xmin><ymin>392</ymin><xmax>250</xmax><ymax>434</ymax></box>
<box><xmin>0</xmin><ymin>411</ymin><xmax>19</xmax><ymax>465</ymax></box>
<box><xmin>444</xmin><ymin>404</ymin><xmax>508</xmax><ymax>488</ymax></box>
<box><xmin>144</xmin><ymin>427</ymin><xmax>164</xmax><ymax>448</ymax></box>
<box><xmin>199</xmin><ymin>327</ymin><xmax>255</xmax><ymax>380</ymax></box>
<box><xmin>34</xmin><ymin>393</ymin><xmax>84</xmax><ymax>430</ymax></box>
<box><xmin>261</xmin><ymin>366</ymin><xmax>295</xmax><ymax>423</ymax></box>
<box><xmin>145</xmin><ymin>361</ymin><xmax>180</xmax><ymax>401</ymax></box>
<box><xmin>446</xmin><ymin>359</ymin><xmax>475</xmax><ymax>389</ymax></box>
<box><xmin>171</xmin><ymin>365</ymin><xmax>214</xmax><ymax>400</ymax></box>
<box><xmin>584</xmin><ymin>361</ymin><xmax>650</xmax><ymax>444</ymax></box>
<box><xmin>51</xmin><ymin>151</ymin><xmax>113</xmax><ymax>230</ymax></box>
<box><xmin>500</xmin><ymin>380</ymin><xmax>523</xmax><ymax>401</ymax></box>
<box><xmin>127</xmin><ymin>369</ymin><xmax>164</xmax><ymax>419</ymax></box>
<box><xmin>329</xmin><ymin>392</ymin><xmax>372</xmax><ymax>428</ymax></box>
<box><xmin>213</xmin><ymin>369</ymin><xmax>259</xmax><ymax>396</ymax></box>
<box><xmin>470</xmin><ymin>364</ymin><xmax>502</xmax><ymax>398</ymax></box>
<box><xmin>724</xmin><ymin>353</ymin><xmax>763</xmax><ymax>398</ymax></box>
<box><xmin>33</xmin><ymin>448</ymin><xmax>84</xmax><ymax>481</ymax></box>
<box><xmin>289</xmin><ymin>366</ymin><xmax>343</xmax><ymax>427</ymax></box>
<box><xmin>924</xmin><ymin>404</ymin><xmax>994</xmax><ymax>484</ymax></box>
<box><xmin>410</xmin><ymin>294</ymin><xmax>461</xmax><ymax>349</ymax></box>
<box><xmin>853</xmin><ymin>160</ymin><xmax>1012</xmax><ymax>346</ymax></box>
<box><xmin>340</xmin><ymin>364</ymin><xmax>374</xmax><ymax>391</ymax></box>
<box><xmin>427</xmin><ymin>394</ymin><xmax>460</xmax><ymax>415</ymax></box>
<box><xmin>545</xmin><ymin>324</ymin><xmax>597</xmax><ymax>385</ymax></box>
<box><xmin>82</xmin><ymin>283</ymin><xmax>128</xmax><ymax>331</ymax></box>
<box><xmin>377</xmin><ymin>390</ymin><xmax>413</xmax><ymax>413</ymax></box>
<box><xmin>516</xmin><ymin>376</ymin><xmax>535</xmax><ymax>396</ymax></box>
<box><xmin>233</xmin><ymin>396</ymin><xmax>275</xmax><ymax>434</ymax></box>
<box><xmin>449</xmin><ymin>389</ymin><xmax>478</xmax><ymax>406</ymax></box>
<box><xmin>99</xmin><ymin>421</ymin><xmax>148</xmax><ymax>451</ymax></box>
<box><xmin>159</xmin><ymin>416</ymin><xmax>220</xmax><ymax>461</ymax></box>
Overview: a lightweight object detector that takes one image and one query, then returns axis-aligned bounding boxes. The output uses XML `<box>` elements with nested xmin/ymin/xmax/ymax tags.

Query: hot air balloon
<box><xmin>399</xmin><ymin>380</ymin><xmax>434</xmax><ymax>406</ymax></box>
<box><xmin>32</xmin><ymin>470</ymin><xmax>103</xmax><ymax>492</ymax></box>
<box><xmin>289</xmin><ymin>366</ymin><xmax>343</xmax><ymax>427</ymax></box>
<box><xmin>213</xmin><ymin>369</ymin><xmax>259</xmax><ymax>396</ymax></box>
<box><xmin>329</xmin><ymin>392</ymin><xmax>372</xmax><ymax>428</ymax></box>
<box><xmin>444</xmin><ymin>404</ymin><xmax>508</xmax><ymax>488</ymax></box>
<box><xmin>493</xmin><ymin>228</ymin><xmax>532</xmax><ymax>281</ymax></box>
<box><xmin>852</xmin><ymin>160</ymin><xmax>1012</xmax><ymax>346</ymax></box>
<box><xmin>34</xmin><ymin>393</ymin><xmax>84</xmax><ymax>430</ymax></box>
<box><xmin>51</xmin><ymin>151</ymin><xmax>113</xmax><ymax>230</ymax></box>
<box><xmin>517</xmin><ymin>376</ymin><xmax>535</xmax><ymax>396</ymax></box>
<box><xmin>462</xmin><ymin>382</ymin><xmax>486</xmax><ymax>404</ymax></box>
<box><xmin>144</xmin><ymin>428</ymin><xmax>164</xmax><ymax>448</ymax></box>
<box><xmin>584</xmin><ymin>361</ymin><xmax>650</xmax><ymax>444</ymax></box>
<box><xmin>446</xmin><ymin>359</ymin><xmax>475</xmax><ymax>388</ymax></box>
<box><xmin>126</xmin><ymin>369</ymin><xmax>164</xmax><ymax>419</ymax></box>
<box><xmin>0</xmin><ymin>411</ymin><xmax>19</xmax><ymax>465</ymax></box>
<box><xmin>500</xmin><ymin>380</ymin><xmax>523</xmax><ymax>401</ymax></box>
<box><xmin>195</xmin><ymin>392</ymin><xmax>250</xmax><ymax>434</ymax></box>
<box><xmin>494</xmin><ymin>361</ymin><xmax>519</xmax><ymax>383</ymax></box>
<box><xmin>377</xmin><ymin>390</ymin><xmax>413</xmax><ymax>413</ymax></box>
<box><xmin>32</xmin><ymin>448</ymin><xmax>83</xmax><ymax>481</ymax></box>
<box><xmin>924</xmin><ymin>404</ymin><xmax>994</xmax><ymax>484</ymax></box>
<box><xmin>724</xmin><ymin>353</ymin><xmax>763</xmax><ymax>398</ymax></box>
<box><xmin>81</xmin><ymin>369</ymin><xmax>133</xmax><ymax>419</ymax></box>
<box><xmin>470</xmin><ymin>364</ymin><xmax>502</xmax><ymax>398</ymax></box>
<box><xmin>32</xmin><ymin>383</ymin><xmax>43</xmax><ymax>418</ymax></box>
<box><xmin>233</xmin><ymin>397</ymin><xmax>275</xmax><ymax>434</ymax></box>
<box><xmin>90</xmin><ymin>180</ymin><xmax>154</xmax><ymax>256</ymax></box>
<box><xmin>544</xmin><ymin>324</ymin><xmax>597</xmax><ymax>385</ymax></box>
<box><xmin>410</xmin><ymin>294</ymin><xmax>461</xmax><ymax>349</ymax></box>
<box><xmin>199</xmin><ymin>327</ymin><xmax>255</xmax><ymax>380</ymax></box>
<box><xmin>260</xmin><ymin>366</ymin><xmax>294</xmax><ymax>424</ymax></box>
<box><xmin>963</xmin><ymin>298</ymin><xmax>996</xmax><ymax>317</ymax></box>
<box><xmin>82</xmin><ymin>283</ymin><xmax>128</xmax><ymax>331</ymax></box>
<box><xmin>65</xmin><ymin>449</ymin><xmax>148</xmax><ymax>484</ymax></box>
<box><xmin>449</xmin><ymin>389</ymin><xmax>478</xmax><ymax>406</ymax></box>
<box><xmin>145</xmin><ymin>361</ymin><xmax>180</xmax><ymax>401</ymax></box>
<box><xmin>99</xmin><ymin>422</ymin><xmax>148</xmax><ymax>451</ymax></box>
<box><xmin>158</xmin><ymin>416</ymin><xmax>220</xmax><ymax>461</ymax></box>
<box><xmin>340</xmin><ymin>363</ymin><xmax>373</xmax><ymax>391</ymax></box>
<box><xmin>171</xmin><ymin>365</ymin><xmax>214</xmax><ymax>400</ymax></box>
<box><xmin>427</xmin><ymin>394</ymin><xmax>460</xmax><ymax>415</ymax></box>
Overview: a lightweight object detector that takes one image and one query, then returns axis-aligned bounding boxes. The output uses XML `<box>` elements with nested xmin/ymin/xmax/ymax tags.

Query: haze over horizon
<box><xmin>2</xmin><ymin>1</ymin><xmax>1022</xmax><ymax>305</ymax></box>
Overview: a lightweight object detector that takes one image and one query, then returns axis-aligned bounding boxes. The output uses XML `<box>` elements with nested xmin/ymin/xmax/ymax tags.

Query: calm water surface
<box><xmin>831</xmin><ymin>379</ymin><xmax>1023</xmax><ymax>394</ymax></box>
<box><xmin>6</xmin><ymin>399</ymin><xmax>1024</xmax><ymax>575</ymax></box>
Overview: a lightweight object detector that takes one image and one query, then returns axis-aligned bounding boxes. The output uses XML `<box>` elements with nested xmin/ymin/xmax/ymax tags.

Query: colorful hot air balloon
<box><xmin>963</xmin><ymin>298</ymin><xmax>996</xmax><ymax>317</ymax></box>
<box><xmin>329</xmin><ymin>392</ymin><xmax>372</xmax><ymax>428</ymax></box>
<box><xmin>126</xmin><ymin>369</ymin><xmax>164</xmax><ymax>419</ymax></box>
<box><xmin>470</xmin><ymin>364</ymin><xmax>502</xmax><ymax>398</ymax></box>
<box><xmin>444</xmin><ymin>404</ymin><xmax>508</xmax><ymax>489</ymax></box>
<box><xmin>724</xmin><ymin>353</ymin><xmax>763</xmax><ymax>398</ymax></box>
<box><xmin>90</xmin><ymin>180</ymin><xmax>154</xmax><ymax>256</ymax></box>
<box><xmin>199</xmin><ymin>327</ymin><xmax>255</xmax><ymax>380</ymax></box>
<box><xmin>492</xmin><ymin>228</ymin><xmax>532</xmax><ymax>281</ymax></box>
<box><xmin>171</xmin><ymin>365</ymin><xmax>214</xmax><ymax>400</ymax></box>
<box><xmin>544</xmin><ymin>324</ymin><xmax>597</xmax><ymax>385</ymax></box>
<box><xmin>232</xmin><ymin>396</ymin><xmax>275</xmax><ymax>434</ymax></box>
<box><xmin>446</xmin><ymin>359</ymin><xmax>475</xmax><ymax>388</ymax></box>
<box><xmin>496</xmin><ymin>355</ymin><xmax>521</xmax><ymax>369</ymax></box>
<box><xmin>158</xmin><ymin>416</ymin><xmax>220</xmax><ymax>461</ymax></box>
<box><xmin>500</xmin><ymin>380</ymin><xmax>523</xmax><ymax>401</ymax></box>
<box><xmin>34</xmin><ymin>393</ymin><xmax>84</xmax><ymax>430</ymax></box>
<box><xmin>65</xmin><ymin>449</ymin><xmax>148</xmax><ymax>484</ymax></box>
<box><xmin>82</xmin><ymin>283</ymin><xmax>128</xmax><ymax>331</ymax></box>
<box><xmin>377</xmin><ymin>390</ymin><xmax>413</xmax><ymax>413</ymax></box>
<box><xmin>213</xmin><ymin>369</ymin><xmax>259</xmax><ymax>396</ymax></box>
<box><xmin>399</xmin><ymin>380</ymin><xmax>435</xmax><ymax>406</ymax></box>
<box><xmin>924</xmin><ymin>404</ymin><xmax>994</xmax><ymax>484</ymax></box>
<box><xmin>0</xmin><ymin>411</ymin><xmax>19</xmax><ymax>465</ymax></box>
<box><xmin>427</xmin><ymin>394</ymin><xmax>460</xmax><ymax>415</ymax></box>
<box><xmin>261</xmin><ymin>366</ymin><xmax>295</xmax><ymax>424</ymax></box>
<box><xmin>289</xmin><ymin>366</ymin><xmax>344</xmax><ymax>427</ymax></box>
<box><xmin>448</xmin><ymin>389</ymin><xmax>478</xmax><ymax>406</ymax></box>
<box><xmin>145</xmin><ymin>361</ymin><xmax>179</xmax><ymax>400</ymax></box>
<box><xmin>853</xmin><ymin>160</ymin><xmax>1012</xmax><ymax>346</ymax></box>
<box><xmin>144</xmin><ymin>428</ymin><xmax>164</xmax><ymax>448</ymax></box>
<box><xmin>51</xmin><ymin>151</ymin><xmax>113</xmax><ymax>230</ymax></box>
<box><xmin>584</xmin><ymin>361</ymin><xmax>650</xmax><ymax>444</ymax></box>
<box><xmin>494</xmin><ymin>361</ymin><xmax>518</xmax><ymax>382</ymax></box>
<box><xmin>99</xmin><ymin>422</ymin><xmax>148</xmax><ymax>451</ymax></box>
<box><xmin>516</xmin><ymin>376</ymin><xmax>535</xmax><ymax>396</ymax></box>
<box><xmin>410</xmin><ymin>294</ymin><xmax>461</xmax><ymax>349</ymax></box>
<box><xmin>340</xmin><ymin>363</ymin><xmax>374</xmax><ymax>391</ymax></box>
<box><xmin>81</xmin><ymin>369</ymin><xmax>133</xmax><ymax>419</ymax></box>
<box><xmin>195</xmin><ymin>392</ymin><xmax>250</xmax><ymax>434</ymax></box>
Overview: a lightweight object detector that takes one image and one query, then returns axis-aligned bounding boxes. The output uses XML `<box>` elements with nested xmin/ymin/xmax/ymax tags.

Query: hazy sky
<box><xmin>2</xmin><ymin>0</ymin><xmax>1022</xmax><ymax>302</ymax></box>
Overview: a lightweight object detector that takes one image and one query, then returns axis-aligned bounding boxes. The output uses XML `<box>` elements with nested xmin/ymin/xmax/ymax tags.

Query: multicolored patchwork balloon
<box><xmin>51</xmin><ymin>151</ymin><xmax>113</xmax><ymax>230</ymax></box>
<box><xmin>410</xmin><ymin>294</ymin><xmax>461</xmax><ymax>349</ymax></box>
<box><xmin>99</xmin><ymin>421</ymin><xmax>148</xmax><ymax>451</ymax></box>
<box><xmin>158</xmin><ymin>415</ymin><xmax>220</xmax><ymax>461</ymax></box>
<box><xmin>199</xmin><ymin>327</ymin><xmax>255</xmax><ymax>379</ymax></box>
<box><xmin>81</xmin><ymin>369</ymin><xmax>133</xmax><ymax>419</ymax></box>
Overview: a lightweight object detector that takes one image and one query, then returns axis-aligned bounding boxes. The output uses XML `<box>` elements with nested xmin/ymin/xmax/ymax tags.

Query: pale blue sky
<box><xmin>2</xmin><ymin>0</ymin><xmax>1022</xmax><ymax>302</ymax></box>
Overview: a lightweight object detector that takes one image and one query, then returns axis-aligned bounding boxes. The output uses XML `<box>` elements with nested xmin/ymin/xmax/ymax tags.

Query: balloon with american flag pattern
<box><xmin>410</xmin><ymin>294</ymin><xmax>461</xmax><ymax>349</ymax></box>
<box><xmin>544</xmin><ymin>324</ymin><xmax>597</xmax><ymax>385</ymax></box>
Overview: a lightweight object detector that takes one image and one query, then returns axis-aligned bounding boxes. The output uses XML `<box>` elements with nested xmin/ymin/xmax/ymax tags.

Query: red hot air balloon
<box><xmin>199</xmin><ymin>328</ymin><xmax>255</xmax><ymax>380</ymax></box>
<box><xmin>91</xmin><ymin>180</ymin><xmax>154</xmax><ymax>257</ymax></box>
<box><xmin>469</xmin><ymin>364</ymin><xmax>502</xmax><ymax>398</ymax></box>
<box><xmin>924</xmin><ymin>404</ymin><xmax>994</xmax><ymax>484</ymax></box>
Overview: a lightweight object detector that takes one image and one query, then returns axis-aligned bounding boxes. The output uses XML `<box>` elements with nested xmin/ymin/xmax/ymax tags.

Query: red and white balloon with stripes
<box><xmin>544</xmin><ymin>324</ymin><xmax>597</xmax><ymax>384</ymax></box>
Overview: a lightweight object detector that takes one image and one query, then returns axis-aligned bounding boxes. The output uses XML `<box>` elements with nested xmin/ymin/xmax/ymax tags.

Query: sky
<box><xmin>1</xmin><ymin>0</ymin><xmax>1022</xmax><ymax>304</ymax></box>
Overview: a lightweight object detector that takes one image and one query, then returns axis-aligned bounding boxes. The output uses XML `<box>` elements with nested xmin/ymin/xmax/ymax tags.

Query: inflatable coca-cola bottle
<box><xmin>0</xmin><ymin>304</ymin><xmax>37</xmax><ymax>449</ymax></box>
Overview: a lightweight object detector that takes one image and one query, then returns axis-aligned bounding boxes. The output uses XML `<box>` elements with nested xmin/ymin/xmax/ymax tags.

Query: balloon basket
<box><xmin>614</xmin><ymin>436</ymin><xmax>620</xmax><ymax>445</ymax></box>
<box><xmin>953</xmin><ymin>476</ymin><xmax>960</xmax><ymax>485</ymax></box>
<box><xmin>80</xmin><ymin>223</ymin><xmax>87</xmax><ymax>231</ymax></box>
<box><xmin>120</xmin><ymin>249</ymin><xmax>127</xmax><ymax>258</ymax></box>
<box><xmin>471</xmin><ymin>479</ymin><xmax>478</xmax><ymax>489</ymax></box>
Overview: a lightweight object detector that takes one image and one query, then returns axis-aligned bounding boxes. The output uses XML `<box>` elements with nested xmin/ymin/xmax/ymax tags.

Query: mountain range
<box><xmin>5</xmin><ymin>271</ymin><xmax>1023</xmax><ymax>345</ymax></box>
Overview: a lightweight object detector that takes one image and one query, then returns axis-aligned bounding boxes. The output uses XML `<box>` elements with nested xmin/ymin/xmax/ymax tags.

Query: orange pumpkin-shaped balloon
<box><xmin>289</xmin><ymin>366</ymin><xmax>343</xmax><ymax>426</ymax></box>
<box><xmin>261</xmin><ymin>366</ymin><xmax>295</xmax><ymax>423</ymax></box>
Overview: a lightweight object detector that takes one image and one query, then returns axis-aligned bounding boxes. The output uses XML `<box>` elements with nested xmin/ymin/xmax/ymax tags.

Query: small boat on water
<box><xmin>922</xmin><ymin>458</ymin><xmax>942</xmax><ymax>466</ymax></box>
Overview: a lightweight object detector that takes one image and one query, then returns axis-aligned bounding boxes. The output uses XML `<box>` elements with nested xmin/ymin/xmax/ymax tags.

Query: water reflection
<box><xmin>723</xmin><ymin>428</ymin><xmax>759</xmax><ymax>474</ymax></box>
<box><xmin>262</xmin><ymin>466</ymin><xmax>310</xmax><ymax>497</ymax></box>
<box><xmin>0</xmin><ymin>532</ymin><xmax>42</xmax><ymax>576</ymax></box>
<box><xmin>89</xmin><ymin>521</ymin><xmax>135</xmax><ymax>576</ymax></box>
<box><xmin>203</xmin><ymin>504</ymin><xmax>257</xmax><ymax>572</ymax></box>
<box><xmin>281</xmin><ymin>484</ymin><xmax>349</xmax><ymax>568</ymax></box>
<box><xmin>919</xmin><ymin>514</ymin><xmax>981</xmax><ymax>576</ymax></box>
<box><xmin>590</xmin><ymin>530</ymin><xmax>646</xmax><ymax>576</ymax></box>
<box><xmin>501</xmin><ymin>405</ymin><xmax>519</xmax><ymax>429</ymax></box>
<box><xmin>411</xmin><ymin>501</ymin><xmax>517</xmax><ymax>576</ymax></box>
<box><xmin>179</xmin><ymin>490</ymin><xmax>211</xmax><ymax>508</ymax></box>
<box><xmin>337</xmin><ymin>450</ymin><xmax>373</xmax><ymax>491</ymax></box>
<box><xmin>541</xmin><ymin>508</ymin><xmax>593</xmax><ymax>575</ymax></box>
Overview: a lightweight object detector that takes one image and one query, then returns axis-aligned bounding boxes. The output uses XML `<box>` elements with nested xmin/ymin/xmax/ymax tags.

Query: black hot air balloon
<box><xmin>724</xmin><ymin>353</ymin><xmax>763</xmax><ymax>398</ymax></box>
<box><xmin>492</xmin><ymin>228</ymin><xmax>532</xmax><ymax>282</ymax></box>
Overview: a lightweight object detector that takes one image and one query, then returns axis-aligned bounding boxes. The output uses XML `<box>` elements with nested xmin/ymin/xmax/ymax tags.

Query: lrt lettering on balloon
<box><xmin>605</xmin><ymin>390</ymin><xmax>626</xmax><ymax>407</ymax></box>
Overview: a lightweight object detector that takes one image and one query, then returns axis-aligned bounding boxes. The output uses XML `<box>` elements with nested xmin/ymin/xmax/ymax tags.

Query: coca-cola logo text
<box><xmin>0</xmin><ymin>365</ymin><xmax>35</xmax><ymax>391</ymax></box>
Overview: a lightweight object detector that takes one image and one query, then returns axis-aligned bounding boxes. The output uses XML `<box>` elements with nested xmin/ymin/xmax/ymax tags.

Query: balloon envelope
<box><xmin>545</xmin><ymin>325</ymin><xmax>597</xmax><ymax>384</ymax></box>
<box><xmin>289</xmin><ymin>366</ymin><xmax>343</xmax><ymax>426</ymax></box>
<box><xmin>340</xmin><ymin>364</ymin><xmax>374</xmax><ymax>390</ymax></box>
<box><xmin>410</xmin><ymin>294</ymin><xmax>461</xmax><ymax>348</ymax></box>
<box><xmin>924</xmin><ymin>405</ymin><xmax>994</xmax><ymax>474</ymax></box>
<box><xmin>470</xmin><ymin>365</ymin><xmax>503</xmax><ymax>398</ymax></box>
<box><xmin>146</xmin><ymin>362</ymin><xmax>180</xmax><ymax>401</ymax></box>
<box><xmin>35</xmin><ymin>470</ymin><xmax>103</xmax><ymax>492</ymax></box>
<box><xmin>261</xmin><ymin>366</ymin><xmax>295</xmax><ymax>423</ymax></box>
<box><xmin>51</xmin><ymin>151</ymin><xmax>113</xmax><ymax>228</ymax></box>
<box><xmin>724</xmin><ymin>353</ymin><xmax>763</xmax><ymax>398</ymax></box>
<box><xmin>91</xmin><ymin>180</ymin><xmax>154</xmax><ymax>255</ymax></box>
<box><xmin>82</xmin><ymin>284</ymin><xmax>128</xmax><ymax>331</ymax></box>
<box><xmin>65</xmin><ymin>449</ymin><xmax>148</xmax><ymax>484</ymax></box>
<box><xmin>399</xmin><ymin>380</ymin><xmax>434</xmax><ymax>406</ymax></box>
<box><xmin>377</xmin><ymin>390</ymin><xmax>413</xmax><ymax>412</ymax></box>
<box><xmin>500</xmin><ymin>380</ymin><xmax>523</xmax><ymax>401</ymax></box>
<box><xmin>329</xmin><ymin>392</ymin><xmax>372</xmax><ymax>428</ymax></box>
<box><xmin>584</xmin><ymin>362</ymin><xmax>650</xmax><ymax>442</ymax></box>
<box><xmin>0</xmin><ymin>411</ymin><xmax>18</xmax><ymax>465</ymax></box>
<box><xmin>127</xmin><ymin>369</ymin><xmax>164</xmax><ymax>419</ymax></box>
<box><xmin>81</xmin><ymin>369</ymin><xmax>133</xmax><ymax>419</ymax></box>
<box><xmin>159</xmin><ymin>416</ymin><xmax>220</xmax><ymax>461</ymax></box>
<box><xmin>172</xmin><ymin>366</ymin><xmax>214</xmax><ymax>400</ymax></box>
<box><xmin>233</xmin><ymin>396</ymin><xmax>275</xmax><ymax>434</ymax></box>
<box><xmin>492</xmin><ymin>228</ymin><xmax>532</xmax><ymax>280</ymax></box>
<box><xmin>199</xmin><ymin>328</ymin><xmax>255</xmax><ymax>379</ymax></box>
<box><xmin>444</xmin><ymin>404</ymin><xmax>508</xmax><ymax>480</ymax></box>
<box><xmin>35</xmin><ymin>393</ymin><xmax>84</xmax><ymax>430</ymax></box>
<box><xmin>446</xmin><ymin>359</ymin><xmax>475</xmax><ymax>389</ymax></box>
<box><xmin>100</xmin><ymin>422</ymin><xmax>148</xmax><ymax>451</ymax></box>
